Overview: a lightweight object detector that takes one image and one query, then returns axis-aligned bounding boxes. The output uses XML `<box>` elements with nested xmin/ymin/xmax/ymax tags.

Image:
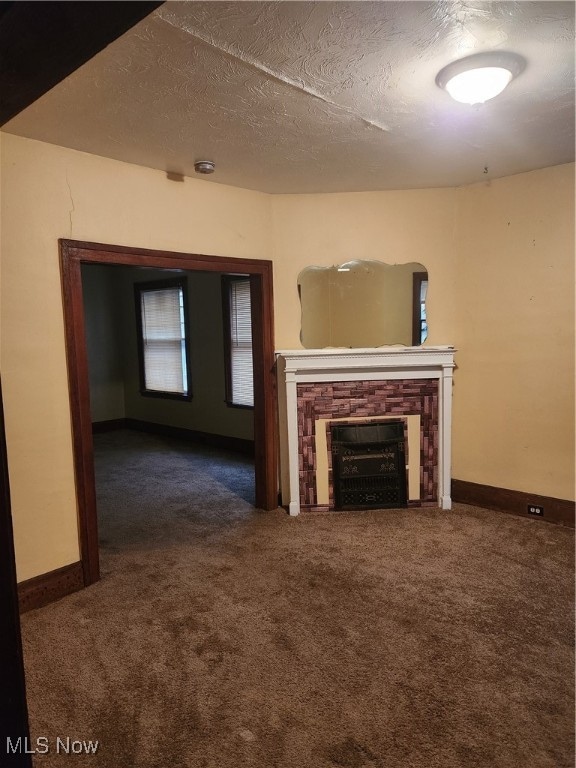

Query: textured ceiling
<box><xmin>3</xmin><ymin>1</ymin><xmax>574</xmax><ymax>193</ymax></box>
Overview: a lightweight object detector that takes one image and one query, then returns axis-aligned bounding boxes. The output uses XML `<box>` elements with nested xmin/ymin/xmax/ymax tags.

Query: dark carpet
<box><xmin>21</xmin><ymin>430</ymin><xmax>574</xmax><ymax>768</ymax></box>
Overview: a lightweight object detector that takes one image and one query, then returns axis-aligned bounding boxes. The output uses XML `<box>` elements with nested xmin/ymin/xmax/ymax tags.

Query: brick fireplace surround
<box><xmin>276</xmin><ymin>347</ymin><xmax>456</xmax><ymax>516</ymax></box>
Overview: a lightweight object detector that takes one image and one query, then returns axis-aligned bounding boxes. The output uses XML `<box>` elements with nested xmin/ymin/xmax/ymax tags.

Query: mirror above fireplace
<box><xmin>298</xmin><ymin>260</ymin><xmax>428</xmax><ymax>348</ymax></box>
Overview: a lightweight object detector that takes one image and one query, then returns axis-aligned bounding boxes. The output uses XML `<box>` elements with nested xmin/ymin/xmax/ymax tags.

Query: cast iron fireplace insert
<box><xmin>331</xmin><ymin>421</ymin><xmax>408</xmax><ymax>510</ymax></box>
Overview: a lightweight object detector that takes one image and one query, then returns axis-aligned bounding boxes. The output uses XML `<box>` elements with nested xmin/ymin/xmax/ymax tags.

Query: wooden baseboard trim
<box><xmin>125</xmin><ymin>418</ymin><xmax>255</xmax><ymax>456</ymax></box>
<box><xmin>452</xmin><ymin>479</ymin><xmax>575</xmax><ymax>528</ymax></box>
<box><xmin>92</xmin><ymin>418</ymin><xmax>127</xmax><ymax>433</ymax></box>
<box><xmin>18</xmin><ymin>561</ymin><xmax>84</xmax><ymax>613</ymax></box>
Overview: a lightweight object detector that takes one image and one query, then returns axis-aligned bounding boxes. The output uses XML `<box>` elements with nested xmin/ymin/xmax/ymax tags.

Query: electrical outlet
<box><xmin>527</xmin><ymin>504</ymin><xmax>544</xmax><ymax>516</ymax></box>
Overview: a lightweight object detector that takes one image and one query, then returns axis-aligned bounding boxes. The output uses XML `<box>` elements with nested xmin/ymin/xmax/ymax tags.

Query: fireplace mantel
<box><xmin>276</xmin><ymin>346</ymin><xmax>456</xmax><ymax>515</ymax></box>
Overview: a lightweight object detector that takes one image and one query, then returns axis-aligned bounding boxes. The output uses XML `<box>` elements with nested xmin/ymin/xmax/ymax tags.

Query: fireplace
<box><xmin>331</xmin><ymin>421</ymin><xmax>408</xmax><ymax>510</ymax></box>
<box><xmin>276</xmin><ymin>346</ymin><xmax>456</xmax><ymax>515</ymax></box>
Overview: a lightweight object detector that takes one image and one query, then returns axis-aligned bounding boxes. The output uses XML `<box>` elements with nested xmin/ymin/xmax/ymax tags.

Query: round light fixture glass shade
<box><xmin>445</xmin><ymin>66</ymin><xmax>512</xmax><ymax>104</ymax></box>
<box><xmin>436</xmin><ymin>52</ymin><xmax>526</xmax><ymax>105</ymax></box>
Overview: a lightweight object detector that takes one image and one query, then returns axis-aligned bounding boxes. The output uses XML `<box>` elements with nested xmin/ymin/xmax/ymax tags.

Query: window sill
<box><xmin>225</xmin><ymin>400</ymin><xmax>254</xmax><ymax>411</ymax></box>
<box><xmin>139</xmin><ymin>390</ymin><xmax>193</xmax><ymax>402</ymax></box>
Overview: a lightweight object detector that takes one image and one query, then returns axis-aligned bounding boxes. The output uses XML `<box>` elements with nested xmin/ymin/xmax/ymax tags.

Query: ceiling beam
<box><xmin>0</xmin><ymin>1</ymin><xmax>163</xmax><ymax>126</ymax></box>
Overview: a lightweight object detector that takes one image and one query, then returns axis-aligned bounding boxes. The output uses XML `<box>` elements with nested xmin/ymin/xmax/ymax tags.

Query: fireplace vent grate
<box><xmin>331</xmin><ymin>421</ymin><xmax>408</xmax><ymax>510</ymax></box>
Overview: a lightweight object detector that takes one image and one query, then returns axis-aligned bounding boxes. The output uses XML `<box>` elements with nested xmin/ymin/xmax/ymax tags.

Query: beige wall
<box><xmin>0</xmin><ymin>132</ymin><xmax>573</xmax><ymax>582</ymax></box>
<box><xmin>272</xmin><ymin>170</ymin><xmax>575</xmax><ymax>501</ymax></box>
<box><xmin>271</xmin><ymin>189</ymin><xmax>459</xmax><ymax>348</ymax></box>
<box><xmin>453</xmin><ymin>164</ymin><xmax>575</xmax><ymax>500</ymax></box>
<box><xmin>0</xmin><ymin>134</ymin><xmax>270</xmax><ymax>581</ymax></box>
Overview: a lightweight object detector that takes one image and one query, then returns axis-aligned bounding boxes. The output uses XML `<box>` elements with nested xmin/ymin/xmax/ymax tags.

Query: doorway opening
<box><xmin>60</xmin><ymin>240</ymin><xmax>277</xmax><ymax>587</ymax></box>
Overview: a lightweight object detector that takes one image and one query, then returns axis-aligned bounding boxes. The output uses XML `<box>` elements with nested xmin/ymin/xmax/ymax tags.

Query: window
<box><xmin>135</xmin><ymin>279</ymin><xmax>191</xmax><ymax>399</ymax></box>
<box><xmin>223</xmin><ymin>276</ymin><xmax>254</xmax><ymax>408</ymax></box>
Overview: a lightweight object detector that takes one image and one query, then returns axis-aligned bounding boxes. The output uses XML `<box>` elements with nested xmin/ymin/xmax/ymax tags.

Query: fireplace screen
<box><xmin>331</xmin><ymin>421</ymin><xmax>408</xmax><ymax>510</ymax></box>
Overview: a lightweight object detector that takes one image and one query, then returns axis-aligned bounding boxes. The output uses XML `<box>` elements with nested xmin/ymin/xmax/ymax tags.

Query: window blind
<box><xmin>229</xmin><ymin>279</ymin><xmax>253</xmax><ymax>407</ymax></box>
<box><xmin>140</xmin><ymin>286</ymin><xmax>188</xmax><ymax>394</ymax></box>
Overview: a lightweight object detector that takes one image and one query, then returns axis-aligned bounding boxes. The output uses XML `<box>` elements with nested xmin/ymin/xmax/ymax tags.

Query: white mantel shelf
<box><xmin>277</xmin><ymin>346</ymin><xmax>456</xmax><ymax>378</ymax></box>
<box><xmin>276</xmin><ymin>346</ymin><xmax>456</xmax><ymax>516</ymax></box>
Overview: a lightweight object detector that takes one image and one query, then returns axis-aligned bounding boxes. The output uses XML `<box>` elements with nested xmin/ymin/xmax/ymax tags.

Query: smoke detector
<box><xmin>194</xmin><ymin>160</ymin><xmax>215</xmax><ymax>175</ymax></box>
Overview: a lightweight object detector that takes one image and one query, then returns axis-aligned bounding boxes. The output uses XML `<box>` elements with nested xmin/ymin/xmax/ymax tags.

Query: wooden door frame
<box><xmin>60</xmin><ymin>239</ymin><xmax>277</xmax><ymax>587</ymax></box>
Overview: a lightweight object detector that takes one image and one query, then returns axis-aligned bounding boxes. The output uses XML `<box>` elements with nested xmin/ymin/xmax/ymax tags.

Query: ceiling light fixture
<box><xmin>194</xmin><ymin>160</ymin><xmax>215</xmax><ymax>174</ymax></box>
<box><xmin>436</xmin><ymin>51</ymin><xmax>526</xmax><ymax>105</ymax></box>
